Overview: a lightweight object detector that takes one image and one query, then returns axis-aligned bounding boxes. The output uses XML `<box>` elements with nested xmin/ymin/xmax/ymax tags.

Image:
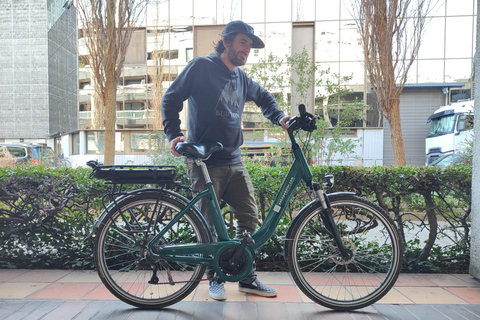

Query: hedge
<box><xmin>0</xmin><ymin>163</ymin><xmax>471</xmax><ymax>273</ymax></box>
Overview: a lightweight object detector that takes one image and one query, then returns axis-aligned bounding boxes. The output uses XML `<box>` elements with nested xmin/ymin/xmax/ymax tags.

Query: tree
<box><xmin>77</xmin><ymin>0</ymin><xmax>147</xmax><ymax>165</ymax></box>
<box><xmin>245</xmin><ymin>49</ymin><xmax>366</xmax><ymax>165</ymax></box>
<box><xmin>353</xmin><ymin>0</ymin><xmax>436</xmax><ymax>165</ymax></box>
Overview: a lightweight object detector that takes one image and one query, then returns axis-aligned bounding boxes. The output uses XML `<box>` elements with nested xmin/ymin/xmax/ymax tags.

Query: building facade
<box><xmin>1</xmin><ymin>0</ymin><xmax>475</xmax><ymax>167</ymax></box>
<box><xmin>0</xmin><ymin>0</ymin><xmax>78</xmax><ymax>155</ymax></box>
<box><xmin>70</xmin><ymin>0</ymin><xmax>476</xmax><ymax>167</ymax></box>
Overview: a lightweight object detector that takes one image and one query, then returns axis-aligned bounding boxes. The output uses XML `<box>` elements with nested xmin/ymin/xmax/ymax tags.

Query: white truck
<box><xmin>425</xmin><ymin>100</ymin><xmax>474</xmax><ymax>165</ymax></box>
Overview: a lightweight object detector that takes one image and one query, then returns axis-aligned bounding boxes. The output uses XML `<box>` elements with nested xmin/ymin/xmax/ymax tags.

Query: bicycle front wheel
<box><xmin>287</xmin><ymin>194</ymin><xmax>402</xmax><ymax>311</ymax></box>
<box><xmin>94</xmin><ymin>190</ymin><xmax>210</xmax><ymax>309</ymax></box>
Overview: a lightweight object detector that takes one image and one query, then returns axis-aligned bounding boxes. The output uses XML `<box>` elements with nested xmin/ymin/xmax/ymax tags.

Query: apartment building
<box><xmin>2</xmin><ymin>0</ymin><xmax>475</xmax><ymax>167</ymax></box>
<box><xmin>0</xmin><ymin>0</ymin><xmax>77</xmax><ymax>156</ymax></box>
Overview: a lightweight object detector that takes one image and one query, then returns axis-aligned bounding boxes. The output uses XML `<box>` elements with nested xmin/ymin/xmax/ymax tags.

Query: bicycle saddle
<box><xmin>175</xmin><ymin>142</ymin><xmax>223</xmax><ymax>159</ymax></box>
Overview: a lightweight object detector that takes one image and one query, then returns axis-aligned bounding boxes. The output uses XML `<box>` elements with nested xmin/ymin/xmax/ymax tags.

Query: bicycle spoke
<box><xmin>95</xmin><ymin>192</ymin><xmax>208</xmax><ymax>308</ymax></box>
<box><xmin>287</xmin><ymin>195</ymin><xmax>401</xmax><ymax>311</ymax></box>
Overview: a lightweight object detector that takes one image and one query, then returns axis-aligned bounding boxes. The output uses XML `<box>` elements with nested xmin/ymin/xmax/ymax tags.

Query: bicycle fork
<box><xmin>312</xmin><ymin>181</ymin><xmax>353</xmax><ymax>260</ymax></box>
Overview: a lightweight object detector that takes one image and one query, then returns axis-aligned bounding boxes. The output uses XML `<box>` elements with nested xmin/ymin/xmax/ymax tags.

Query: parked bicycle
<box><xmin>87</xmin><ymin>105</ymin><xmax>402</xmax><ymax>311</ymax></box>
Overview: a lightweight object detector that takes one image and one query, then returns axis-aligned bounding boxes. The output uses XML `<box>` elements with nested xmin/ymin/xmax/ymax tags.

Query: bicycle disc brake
<box><xmin>328</xmin><ymin>238</ymin><xmax>356</xmax><ymax>265</ymax></box>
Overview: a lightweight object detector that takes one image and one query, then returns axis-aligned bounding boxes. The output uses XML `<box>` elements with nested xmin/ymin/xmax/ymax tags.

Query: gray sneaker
<box><xmin>209</xmin><ymin>280</ymin><xmax>227</xmax><ymax>300</ymax></box>
<box><xmin>238</xmin><ymin>278</ymin><xmax>277</xmax><ymax>297</ymax></box>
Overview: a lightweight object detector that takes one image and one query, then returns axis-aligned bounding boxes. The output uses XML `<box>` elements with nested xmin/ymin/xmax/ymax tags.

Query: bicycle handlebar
<box><xmin>287</xmin><ymin>104</ymin><xmax>317</xmax><ymax>132</ymax></box>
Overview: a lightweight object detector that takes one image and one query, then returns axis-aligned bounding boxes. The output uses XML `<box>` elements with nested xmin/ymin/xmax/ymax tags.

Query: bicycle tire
<box><xmin>94</xmin><ymin>190</ymin><xmax>210</xmax><ymax>309</ymax></box>
<box><xmin>286</xmin><ymin>194</ymin><xmax>402</xmax><ymax>311</ymax></box>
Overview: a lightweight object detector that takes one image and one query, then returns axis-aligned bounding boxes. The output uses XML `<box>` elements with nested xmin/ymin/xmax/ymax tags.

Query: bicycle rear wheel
<box><xmin>286</xmin><ymin>194</ymin><xmax>402</xmax><ymax>311</ymax></box>
<box><xmin>94</xmin><ymin>190</ymin><xmax>210</xmax><ymax>309</ymax></box>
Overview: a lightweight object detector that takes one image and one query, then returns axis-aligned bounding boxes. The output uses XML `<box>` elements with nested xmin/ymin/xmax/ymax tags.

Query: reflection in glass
<box><xmin>431</xmin><ymin>0</ymin><xmax>446</xmax><ymax>17</ymax></box>
<box><xmin>87</xmin><ymin>132</ymin><xmax>124</xmax><ymax>154</ymax></box>
<box><xmin>446</xmin><ymin>0</ymin><xmax>474</xmax><ymax>16</ymax></box>
<box><xmin>170</xmin><ymin>0</ymin><xmax>193</xmax><ymax>25</ymax></box>
<box><xmin>445</xmin><ymin>59</ymin><xmax>472</xmax><ymax>82</ymax></box>
<box><xmin>316</xmin><ymin>0</ymin><xmax>340</xmax><ymax>21</ymax></box>
<box><xmin>445</xmin><ymin>16</ymin><xmax>473</xmax><ymax>58</ymax></box>
<box><xmin>194</xmin><ymin>0</ymin><xmax>216</xmax><ymax>25</ymax></box>
<box><xmin>265</xmin><ymin>23</ymin><xmax>291</xmax><ymax>58</ymax></box>
<box><xmin>417</xmin><ymin>60</ymin><xmax>444</xmax><ymax>83</ymax></box>
<box><xmin>217</xmin><ymin>0</ymin><xmax>241</xmax><ymax>24</ymax></box>
<box><xmin>131</xmin><ymin>132</ymin><xmax>162</xmax><ymax>152</ymax></box>
<box><xmin>316</xmin><ymin>22</ymin><xmax>340</xmax><ymax>62</ymax></box>
<box><xmin>418</xmin><ymin>17</ymin><xmax>445</xmax><ymax>59</ymax></box>
<box><xmin>243</xmin><ymin>0</ymin><xmax>265</xmax><ymax>23</ymax></box>
<box><xmin>340</xmin><ymin>62</ymin><xmax>364</xmax><ymax>85</ymax></box>
<box><xmin>266</xmin><ymin>0</ymin><xmax>291</xmax><ymax>22</ymax></box>
<box><xmin>405</xmin><ymin>60</ymin><xmax>418</xmax><ymax>83</ymax></box>
<box><xmin>145</xmin><ymin>1</ymin><xmax>169</xmax><ymax>27</ymax></box>
<box><xmin>293</xmin><ymin>0</ymin><xmax>315</xmax><ymax>21</ymax></box>
<box><xmin>340</xmin><ymin>0</ymin><xmax>357</xmax><ymax>20</ymax></box>
<box><xmin>339</xmin><ymin>21</ymin><xmax>362</xmax><ymax>61</ymax></box>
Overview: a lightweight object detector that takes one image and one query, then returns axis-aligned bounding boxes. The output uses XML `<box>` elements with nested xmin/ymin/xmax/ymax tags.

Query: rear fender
<box><xmin>84</xmin><ymin>189</ymin><xmax>211</xmax><ymax>242</ymax></box>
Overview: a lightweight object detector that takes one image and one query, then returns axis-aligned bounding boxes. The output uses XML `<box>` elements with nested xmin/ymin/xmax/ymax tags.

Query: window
<box><xmin>427</xmin><ymin>114</ymin><xmax>455</xmax><ymax>137</ymax></box>
<box><xmin>131</xmin><ymin>132</ymin><xmax>164</xmax><ymax>152</ymax></box>
<box><xmin>79</xmin><ymin>81</ymin><xmax>91</xmax><ymax>89</ymax></box>
<box><xmin>128</xmin><ymin>102</ymin><xmax>144</xmax><ymax>110</ymax></box>
<box><xmin>72</xmin><ymin>132</ymin><xmax>80</xmax><ymax>155</ymax></box>
<box><xmin>148</xmin><ymin>50</ymin><xmax>179</xmax><ymax>60</ymax></box>
<box><xmin>186</xmin><ymin>48</ymin><xmax>193</xmax><ymax>62</ymax></box>
<box><xmin>86</xmin><ymin>132</ymin><xmax>124</xmax><ymax>154</ymax></box>
<box><xmin>450</xmin><ymin>89</ymin><xmax>471</xmax><ymax>102</ymax></box>
<box><xmin>457</xmin><ymin>113</ymin><xmax>474</xmax><ymax>132</ymax></box>
<box><xmin>123</xmin><ymin>78</ymin><xmax>145</xmax><ymax>86</ymax></box>
<box><xmin>124</xmin><ymin>30</ymin><xmax>146</xmax><ymax>65</ymax></box>
<box><xmin>6</xmin><ymin>147</ymin><xmax>27</xmax><ymax>158</ymax></box>
<box><xmin>79</xmin><ymin>103</ymin><xmax>90</xmax><ymax>111</ymax></box>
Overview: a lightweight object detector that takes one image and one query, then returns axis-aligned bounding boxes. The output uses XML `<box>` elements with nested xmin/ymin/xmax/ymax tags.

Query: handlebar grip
<box><xmin>298</xmin><ymin>104</ymin><xmax>306</xmax><ymax>115</ymax></box>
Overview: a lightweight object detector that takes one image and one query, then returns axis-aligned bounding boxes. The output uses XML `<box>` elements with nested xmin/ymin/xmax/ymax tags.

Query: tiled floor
<box><xmin>0</xmin><ymin>269</ymin><xmax>479</xmax><ymax>305</ymax></box>
<box><xmin>1</xmin><ymin>270</ymin><xmax>480</xmax><ymax>320</ymax></box>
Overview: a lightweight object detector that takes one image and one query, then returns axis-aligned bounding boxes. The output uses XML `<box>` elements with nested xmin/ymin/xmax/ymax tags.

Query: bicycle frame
<box><xmin>147</xmin><ymin>145</ymin><xmax>317</xmax><ymax>266</ymax></box>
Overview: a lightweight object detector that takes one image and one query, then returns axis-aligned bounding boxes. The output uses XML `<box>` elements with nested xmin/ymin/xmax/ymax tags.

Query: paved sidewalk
<box><xmin>0</xmin><ymin>269</ymin><xmax>479</xmax><ymax>319</ymax></box>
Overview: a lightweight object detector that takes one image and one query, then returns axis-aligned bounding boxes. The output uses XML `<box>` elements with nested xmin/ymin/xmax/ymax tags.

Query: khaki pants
<box><xmin>187</xmin><ymin>161</ymin><xmax>259</xmax><ymax>283</ymax></box>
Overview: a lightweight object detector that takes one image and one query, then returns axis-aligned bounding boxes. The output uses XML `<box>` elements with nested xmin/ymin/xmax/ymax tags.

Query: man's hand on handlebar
<box><xmin>279</xmin><ymin>115</ymin><xmax>292</xmax><ymax>130</ymax></box>
<box><xmin>170</xmin><ymin>136</ymin><xmax>186</xmax><ymax>157</ymax></box>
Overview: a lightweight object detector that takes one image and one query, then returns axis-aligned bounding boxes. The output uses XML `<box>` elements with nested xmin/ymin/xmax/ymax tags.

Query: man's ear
<box><xmin>222</xmin><ymin>37</ymin><xmax>231</xmax><ymax>49</ymax></box>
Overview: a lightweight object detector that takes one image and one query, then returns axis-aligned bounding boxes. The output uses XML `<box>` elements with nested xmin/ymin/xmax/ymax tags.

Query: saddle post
<box><xmin>195</xmin><ymin>158</ymin><xmax>212</xmax><ymax>184</ymax></box>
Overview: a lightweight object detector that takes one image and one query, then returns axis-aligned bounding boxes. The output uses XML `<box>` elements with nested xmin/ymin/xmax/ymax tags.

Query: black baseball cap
<box><xmin>222</xmin><ymin>20</ymin><xmax>265</xmax><ymax>49</ymax></box>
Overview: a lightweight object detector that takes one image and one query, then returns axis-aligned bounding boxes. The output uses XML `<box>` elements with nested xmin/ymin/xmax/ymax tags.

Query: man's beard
<box><xmin>226</xmin><ymin>47</ymin><xmax>248</xmax><ymax>67</ymax></box>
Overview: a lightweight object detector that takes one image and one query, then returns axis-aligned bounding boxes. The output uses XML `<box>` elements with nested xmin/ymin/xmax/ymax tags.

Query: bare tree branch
<box><xmin>77</xmin><ymin>0</ymin><xmax>148</xmax><ymax>164</ymax></box>
<box><xmin>353</xmin><ymin>0</ymin><xmax>437</xmax><ymax>165</ymax></box>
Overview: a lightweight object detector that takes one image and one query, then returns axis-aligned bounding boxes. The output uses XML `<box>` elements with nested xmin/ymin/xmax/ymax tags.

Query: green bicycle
<box><xmin>87</xmin><ymin>105</ymin><xmax>402</xmax><ymax>311</ymax></box>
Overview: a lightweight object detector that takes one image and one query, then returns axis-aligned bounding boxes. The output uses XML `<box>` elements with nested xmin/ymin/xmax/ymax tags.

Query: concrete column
<box><xmin>470</xmin><ymin>0</ymin><xmax>480</xmax><ymax>279</ymax></box>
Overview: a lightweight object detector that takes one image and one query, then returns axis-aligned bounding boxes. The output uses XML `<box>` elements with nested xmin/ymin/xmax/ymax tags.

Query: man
<box><xmin>161</xmin><ymin>20</ymin><xmax>291</xmax><ymax>301</ymax></box>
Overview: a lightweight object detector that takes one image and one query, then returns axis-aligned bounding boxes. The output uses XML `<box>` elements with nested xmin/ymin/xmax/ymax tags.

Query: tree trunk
<box><xmin>103</xmin><ymin>79</ymin><xmax>116</xmax><ymax>165</ymax></box>
<box><xmin>386</xmin><ymin>99</ymin><xmax>406</xmax><ymax>166</ymax></box>
<box><xmin>419</xmin><ymin>192</ymin><xmax>438</xmax><ymax>261</ymax></box>
<box><xmin>92</xmin><ymin>91</ymin><xmax>104</xmax><ymax>130</ymax></box>
<box><xmin>103</xmin><ymin>0</ymin><xmax>117</xmax><ymax>165</ymax></box>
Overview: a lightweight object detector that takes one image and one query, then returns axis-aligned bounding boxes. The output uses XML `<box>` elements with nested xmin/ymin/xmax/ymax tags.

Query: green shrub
<box><xmin>0</xmin><ymin>164</ymin><xmax>472</xmax><ymax>273</ymax></box>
